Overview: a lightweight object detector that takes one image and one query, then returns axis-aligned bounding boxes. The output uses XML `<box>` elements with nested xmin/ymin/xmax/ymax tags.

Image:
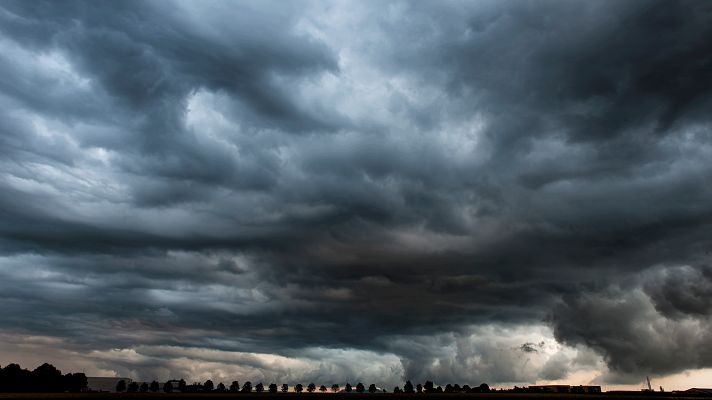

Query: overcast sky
<box><xmin>1</xmin><ymin>0</ymin><xmax>712</xmax><ymax>390</ymax></box>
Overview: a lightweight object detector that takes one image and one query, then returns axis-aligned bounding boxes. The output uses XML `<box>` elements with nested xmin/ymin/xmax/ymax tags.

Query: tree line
<box><xmin>0</xmin><ymin>363</ymin><xmax>87</xmax><ymax>392</ymax></box>
<box><xmin>117</xmin><ymin>379</ymin><xmax>491</xmax><ymax>394</ymax></box>
<box><xmin>1</xmin><ymin>362</ymin><xmax>495</xmax><ymax>394</ymax></box>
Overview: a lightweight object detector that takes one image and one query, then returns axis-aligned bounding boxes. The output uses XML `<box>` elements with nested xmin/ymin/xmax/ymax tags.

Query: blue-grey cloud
<box><xmin>0</xmin><ymin>0</ymin><xmax>711</xmax><ymax>387</ymax></box>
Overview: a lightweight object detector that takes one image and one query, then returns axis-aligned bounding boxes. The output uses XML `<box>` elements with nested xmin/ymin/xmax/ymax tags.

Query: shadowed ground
<box><xmin>1</xmin><ymin>394</ymin><xmax>711</xmax><ymax>400</ymax></box>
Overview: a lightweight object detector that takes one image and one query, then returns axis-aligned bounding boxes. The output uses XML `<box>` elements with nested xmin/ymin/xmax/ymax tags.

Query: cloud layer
<box><xmin>1</xmin><ymin>0</ymin><xmax>711</xmax><ymax>388</ymax></box>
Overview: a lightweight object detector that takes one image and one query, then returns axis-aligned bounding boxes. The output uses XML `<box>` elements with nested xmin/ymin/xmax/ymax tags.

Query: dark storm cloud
<box><xmin>387</xmin><ymin>0</ymin><xmax>712</xmax><ymax>143</ymax></box>
<box><xmin>552</xmin><ymin>265</ymin><xmax>712</xmax><ymax>383</ymax></box>
<box><xmin>0</xmin><ymin>0</ymin><xmax>341</xmax><ymax>206</ymax></box>
<box><xmin>1</xmin><ymin>0</ymin><xmax>712</xmax><ymax>385</ymax></box>
<box><xmin>645</xmin><ymin>265</ymin><xmax>712</xmax><ymax>318</ymax></box>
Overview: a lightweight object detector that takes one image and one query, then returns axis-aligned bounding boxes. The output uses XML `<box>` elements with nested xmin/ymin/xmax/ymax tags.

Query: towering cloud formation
<box><xmin>0</xmin><ymin>0</ymin><xmax>711</xmax><ymax>387</ymax></box>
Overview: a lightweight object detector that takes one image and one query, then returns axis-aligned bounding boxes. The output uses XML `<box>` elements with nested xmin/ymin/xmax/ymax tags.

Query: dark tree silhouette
<box><xmin>416</xmin><ymin>383</ymin><xmax>423</xmax><ymax>393</ymax></box>
<box><xmin>229</xmin><ymin>381</ymin><xmax>240</xmax><ymax>392</ymax></box>
<box><xmin>33</xmin><ymin>363</ymin><xmax>63</xmax><ymax>392</ymax></box>
<box><xmin>64</xmin><ymin>373</ymin><xmax>88</xmax><ymax>392</ymax></box>
<box><xmin>1</xmin><ymin>364</ymin><xmax>31</xmax><ymax>392</ymax></box>
<box><xmin>0</xmin><ymin>362</ymin><xmax>499</xmax><ymax>396</ymax></box>
<box><xmin>424</xmin><ymin>381</ymin><xmax>434</xmax><ymax>393</ymax></box>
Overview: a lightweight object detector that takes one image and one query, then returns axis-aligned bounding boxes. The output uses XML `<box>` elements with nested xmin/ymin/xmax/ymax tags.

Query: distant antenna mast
<box><xmin>646</xmin><ymin>377</ymin><xmax>652</xmax><ymax>392</ymax></box>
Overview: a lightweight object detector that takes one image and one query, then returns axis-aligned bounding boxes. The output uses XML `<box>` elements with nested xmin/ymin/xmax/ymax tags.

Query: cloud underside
<box><xmin>1</xmin><ymin>0</ymin><xmax>711</xmax><ymax>386</ymax></box>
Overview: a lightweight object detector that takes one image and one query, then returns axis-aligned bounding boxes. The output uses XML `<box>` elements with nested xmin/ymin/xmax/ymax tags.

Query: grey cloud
<box><xmin>643</xmin><ymin>265</ymin><xmax>712</xmax><ymax>318</ymax></box>
<box><xmin>386</xmin><ymin>325</ymin><xmax>592</xmax><ymax>386</ymax></box>
<box><xmin>386</xmin><ymin>1</ymin><xmax>712</xmax><ymax>143</ymax></box>
<box><xmin>552</xmin><ymin>265</ymin><xmax>712</xmax><ymax>382</ymax></box>
<box><xmin>520</xmin><ymin>343</ymin><xmax>542</xmax><ymax>354</ymax></box>
<box><xmin>0</xmin><ymin>0</ymin><xmax>711</xmax><ymax>386</ymax></box>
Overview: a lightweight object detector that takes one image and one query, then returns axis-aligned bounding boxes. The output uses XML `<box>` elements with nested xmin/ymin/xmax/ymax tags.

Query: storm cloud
<box><xmin>1</xmin><ymin>0</ymin><xmax>711</xmax><ymax>388</ymax></box>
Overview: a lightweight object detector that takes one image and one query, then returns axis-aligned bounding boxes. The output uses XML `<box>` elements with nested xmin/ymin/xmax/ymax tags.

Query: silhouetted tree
<box><xmin>444</xmin><ymin>384</ymin><xmax>453</xmax><ymax>393</ymax></box>
<box><xmin>241</xmin><ymin>381</ymin><xmax>252</xmax><ymax>393</ymax></box>
<box><xmin>282</xmin><ymin>384</ymin><xmax>289</xmax><ymax>393</ymax></box>
<box><xmin>368</xmin><ymin>384</ymin><xmax>377</xmax><ymax>393</ymax></box>
<box><xmin>217</xmin><ymin>382</ymin><xmax>226</xmax><ymax>392</ymax></box>
<box><xmin>331</xmin><ymin>384</ymin><xmax>340</xmax><ymax>393</ymax></box>
<box><xmin>33</xmin><ymin>364</ymin><xmax>64</xmax><ymax>392</ymax></box>
<box><xmin>462</xmin><ymin>385</ymin><xmax>471</xmax><ymax>393</ymax></box>
<box><xmin>178</xmin><ymin>379</ymin><xmax>187</xmax><ymax>392</ymax></box>
<box><xmin>255</xmin><ymin>382</ymin><xmax>264</xmax><ymax>393</ymax></box>
<box><xmin>64</xmin><ymin>373</ymin><xmax>88</xmax><ymax>392</ymax></box>
<box><xmin>229</xmin><ymin>381</ymin><xmax>240</xmax><ymax>392</ymax></box>
<box><xmin>1</xmin><ymin>364</ymin><xmax>32</xmax><ymax>392</ymax></box>
<box><xmin>127</xmin><ymin>382</ymin><xmax>139</xmax><ymax>393</ymax></box>
<box><xmin>116</xmin><ymin>380</ymin><xmax>127</xmax><ymax>393</ymax></box>
<box><xmin>0</xmin><ymin>363</ymin><xmax>91</xmax><ymax>393</ymax></box>
<box><xmin>269</xmin><ymin>383</ymin><xmax>278</xmax><ymax>393</ymax></box>
<box><xmin>424</xmin><ymin>381</ymin><xmax>434</xmax><ymax>393</ymax></box>
<box><xmin>356</xmin><ymin>383</ymin><xmax>365</xmax><ymax>393</ymax></box>
<box><xmin>403</xmin><ymin>381</ymin><xmax>414</xmax><ymax>394</ymax></box>
<box><xmin>307</xmin><ymin>383</ymin><xmax>316</xmax><ymax>393</ymax></box>
<box><xmin>393</xmin><ymin>386</ymin><xmax>402</xmax><ymax>394</ymax></box>
<box><xmin>416</xmin><ymin>383</ymin><xmax>423</xmax><ymax>393</ymax></box>
<box><xmin>453</xmin><ymin>384</ymin><xmax>461</xmax><ymax>392</ymax></box>
<box><xmin>320</xmin><ymin>385</ymin><xmax>327</xmax><ymax>392</ymax></box>
<box><xmin>140</xmin><ymin>382</ymin><xmax>149</xmax><ymax>392</ymax></box>
<box><xmin>295</xmin><ymin>383</ymin><xmax>303</xmax><ymax>393</ymax></box>
<box><xmin>435</xmin><ymin>386</ymin><xmax>443</xmax><ymax>393</ymax></box>
<box><xmin>163</xmin><ymin>381</ymin><xmax>173</xmax><ymax>393</ymax></box>
<box><xmin>150</xmin><ymin>381</ymin><xmax>160</xmax><ymax>392</ymax></box>
<box><xmin>203</xmin><ymin>379</ymin><xmax>214</xmax><ymax>392</ymax></box>
<box><xmin>479</xmin><ymin>383</ymin><xmax>490</xmax><ymax>393</ymax></box>
<box><xmin>345</xmin><ymin>383</ymin><xmax>352</xmax><ymax>392</ymax></box>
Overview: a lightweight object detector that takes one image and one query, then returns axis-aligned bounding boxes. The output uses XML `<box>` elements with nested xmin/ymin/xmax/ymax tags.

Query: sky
<box><xmin>1</xmin><ymin>0</ymin><xmax>712</xmax><ymax>391</ymax></box>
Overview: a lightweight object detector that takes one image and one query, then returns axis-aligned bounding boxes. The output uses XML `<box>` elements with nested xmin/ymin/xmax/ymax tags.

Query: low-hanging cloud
<box><xmin>552</xmin><ymin>265</ymin><xmax>712</xmax><ymax>383</ymax></box>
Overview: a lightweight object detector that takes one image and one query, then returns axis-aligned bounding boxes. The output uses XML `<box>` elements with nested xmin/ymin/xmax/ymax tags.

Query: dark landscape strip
<box><xmin>1</xmin><ymin>394</ymin><xmax>712</xmax><ymax>400</ymax></box>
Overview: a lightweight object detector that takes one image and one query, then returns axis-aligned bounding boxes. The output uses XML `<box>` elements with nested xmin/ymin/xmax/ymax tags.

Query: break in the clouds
<box><xmin>1</xmin><ymin>0</ymin><xmax>712</xmax><ymax>389</ymax></box>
